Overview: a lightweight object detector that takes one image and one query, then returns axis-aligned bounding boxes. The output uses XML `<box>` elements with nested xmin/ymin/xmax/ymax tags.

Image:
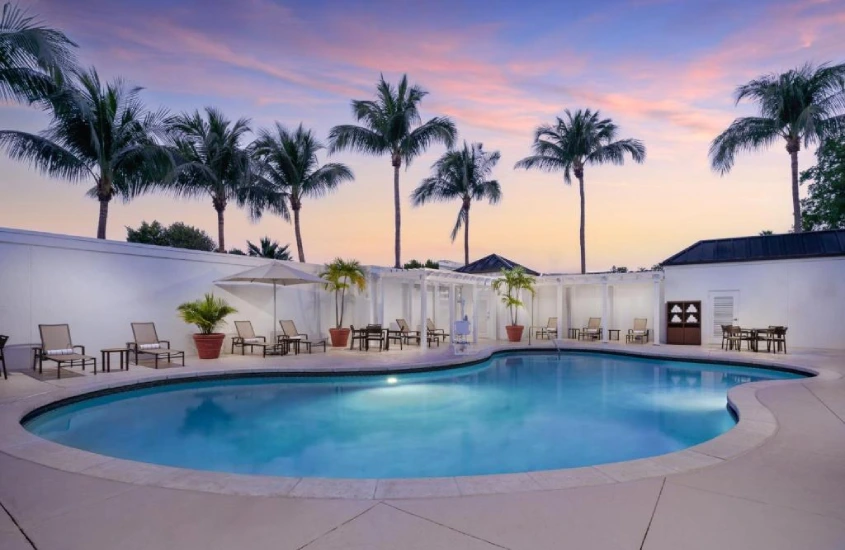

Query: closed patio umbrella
<box><xmin>217</xmin><ymin>262</ymin><xmax>324</xmax><ymax>340</ymax></box>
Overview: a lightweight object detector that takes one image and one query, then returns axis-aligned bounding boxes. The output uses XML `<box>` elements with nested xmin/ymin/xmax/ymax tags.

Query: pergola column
<box><xmin>448</xmin><ymin>284</ymin><xmax>456</xmax><ymax>344</ymax></box>
<box><xmin>378</xmin><ymin>274</ymin><xmax>385</xmax><ymax>325</ymax></box>
<box><xmin>420</xmin><ymin>272</ymin><xmax>428</xmax><ymax>350</ymax></box>
<box><xmin>471</xmin><ymin>284</ymin><xmax>479</xmax><ymax>344</ymax></box>
<box><xmin>652</xmin><ymin>276</ymin><xmax>662</xmax><ymax>345</ymax></box>
<box><xmin>601</xmin><ymin>277</ymin><xmax>609</xmax><ymax>343</ymax></box>
<box><xmin>556</xmin><ymin>279</ymin><xmax>564</xmax><ymax>340</ymax></box>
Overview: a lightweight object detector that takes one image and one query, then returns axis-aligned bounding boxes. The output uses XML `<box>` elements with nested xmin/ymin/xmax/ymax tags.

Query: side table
<box><xmin>101</xmin><ymin>347</ymin><xmax>130</xmax><ymax>373</ymax></box>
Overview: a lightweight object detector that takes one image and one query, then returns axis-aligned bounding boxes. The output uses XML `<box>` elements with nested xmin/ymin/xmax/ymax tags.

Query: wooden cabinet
<box><xmin>666</xmin><ymin>301</ymin><xmax>701</xmax><ymax>345</ymax></box>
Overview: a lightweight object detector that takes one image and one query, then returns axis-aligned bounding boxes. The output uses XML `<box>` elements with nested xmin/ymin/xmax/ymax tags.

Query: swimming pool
<box><xmin>23</xmin><ymin>352</ymin><xmax>802</xmax><ymax>478</ymax></box>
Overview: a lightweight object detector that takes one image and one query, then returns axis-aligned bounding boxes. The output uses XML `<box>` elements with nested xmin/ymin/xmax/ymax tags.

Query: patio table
<box><xmin>740</xmin><ymin>328</ymin><xmax>770</xmax><ymax>352</ymax></box>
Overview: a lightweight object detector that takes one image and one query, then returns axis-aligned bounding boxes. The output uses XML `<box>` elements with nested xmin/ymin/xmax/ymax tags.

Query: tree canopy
<box><xmin>801</xmin><ymin>137</ymin><xmax>845</xmax><ymax>231</ymax></box>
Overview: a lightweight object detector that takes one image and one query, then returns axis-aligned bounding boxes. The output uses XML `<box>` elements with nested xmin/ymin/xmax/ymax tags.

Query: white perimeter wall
<box><xmin>664</xmin><ymin>258</ymin><xmax>845</xmax><ymax>349</ymax></box>
<box><xmin>0</xmin><ymin>228</ymin><xmax>376</xmax><ymax>365</ymax></box>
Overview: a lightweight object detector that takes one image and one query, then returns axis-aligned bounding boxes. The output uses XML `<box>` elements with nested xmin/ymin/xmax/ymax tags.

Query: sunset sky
<box><xmin>1</xmin><ymin>0</ymin><xmax>843</xmax><ymax>272</ymax></box>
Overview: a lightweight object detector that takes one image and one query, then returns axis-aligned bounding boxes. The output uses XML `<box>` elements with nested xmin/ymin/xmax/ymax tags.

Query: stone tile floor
<box><xmin>0</xmin><ymin>340</ymin><xmax>843</xmax><ymax>549</ymax></box>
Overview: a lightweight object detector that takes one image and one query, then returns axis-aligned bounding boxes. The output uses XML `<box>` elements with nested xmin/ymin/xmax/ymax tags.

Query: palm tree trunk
<box><xmin>96</xmin><ymin>198</ymin><xmax>110</xmax><ymax>239</ymax></box>
<box><xmin>393</xmin><ymin>163</ymin><xmax>401</xmax><ymax>268</ymax></box>
<box><xmin>578</xmin><ymin>172</ymin><xmax>586</xmax><ymax>274</ymax></box>
<box><xmin>293</xmin><ymin>206</ymin><xmax>305</xmax><ymax>262</ymax></box>
<box><xmin>463</xmin><ymin>206</ymin><xmax>470</xmax><ymax>266</ymax></box>
<box><xmin>216</xmin><ymin>206</ymin><xmax>225</xmax><ymax>253</ymax></box>
<box><xmin>790</xmin><ymin>149</ymin><xmax>802</xmax><ymax>233</ymax></box>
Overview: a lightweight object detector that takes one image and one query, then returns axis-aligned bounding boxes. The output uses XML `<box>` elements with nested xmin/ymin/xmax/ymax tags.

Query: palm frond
<box><xmin>709</xmin><ymin>117</ymin><xmax>781</xmax><ymax>174</ymax></box>
<box><xmin>0</xmin><ymin>129</ymin><xmax>91</xmax><ymax>181</ymax></box>
<box><xmin>327</xmin><ymin>124</ymin><xmax>388</xmax><ymax>156</ymax></box>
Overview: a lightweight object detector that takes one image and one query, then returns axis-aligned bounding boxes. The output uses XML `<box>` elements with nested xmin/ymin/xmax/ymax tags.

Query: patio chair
<box><xmin>626</xmin><ymin>318</ymin><xmax>649</xmax><ymax>344</ymax></box>
<box><xmin>581</xmin><ymin>318</ymin><xmax>602</xmax><ymax>341</ymax></box>
<box><xmin>36</xmin><ymin>324</ymin><xmax>96</xmax><ymax>378</ymax></box>
<box><xmin>279</xmin><ymin>320</ymin><xmax>326</xmax><ymax>354</ymax></box>
<box><xmin>426</xmin><ymin>318</ymin><xmax>449</xmax><ymax>343</ymax></box>
<box><xmin>396</xmin><ymin>319</ymin><xmax>421</xmax><ymax>345</ymax></box>
<box><xmin>724</xmin><ymin>325</ymin><xmax>743</xmax><ymax>351</ymax></box>
<box><xmin>768</xmin><ymin>326</ymin><xmax>787</xmax><ymax>354</ymax></box>
<box><xmin>130</xmin><ymin>322</ymin><xmax>185</xmax><ymax>368</ymax></box>
<box><xmin>349</xmin><ymin>325</ymin><xmax>367</xmax><ymax>350</ymax></box>
<box><xmin>720</xmin><ymin>324</ymin><xmax>732</xmax><ymax>350</ymax></box>
<box><xmin>535</xmin><ymin>317</ymin><xmax>558</xmax><ymax>340</ymax></box>
<box><xmin>231</xmin><ymin>321</ymin><xmax>273</xmax><ymax>357</ymax></box>
<box><xmin>0</xmin><ymin>335</ymin><xmax>8</xmax><ymax>380</ymax></box>
<box><xmin>364</xmin><ymin>324</ymin><xmax>385</xmax><ymax>351</ymax></box>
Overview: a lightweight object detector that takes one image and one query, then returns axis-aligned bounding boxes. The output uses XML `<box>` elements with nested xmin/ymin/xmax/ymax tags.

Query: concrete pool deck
<box><xmin>0</xmin><ymin>340</ymin><xmax>843</xmax><ymax>549</ymax></box>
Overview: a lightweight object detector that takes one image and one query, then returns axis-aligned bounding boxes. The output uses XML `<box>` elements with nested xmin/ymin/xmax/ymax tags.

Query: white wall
<box><xmin>664</xmin><ymin>258</ymin><xmax>845</xmax><ymax>349</ymax></box>
<box><xmin>0</xmin><ymin>228</ymin><xmax>374</xmax><ymax>366</ymax></box>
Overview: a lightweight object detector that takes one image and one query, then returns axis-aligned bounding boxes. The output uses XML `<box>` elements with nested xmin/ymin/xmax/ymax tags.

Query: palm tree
<box><xmin>328</xmin><ymin>74</ymin><xmax>457</xmax><ymax>268</ymax></box>
<box><xmin>412</xmin><ymin>142</ymin><xmax>502</xmax><ymax>266</ymax></box>
<box><xmin>320</xmin><ymin>258</ymin><xmax>367</xmax><ymax>330</ymax></box>
<box><xmin>246</xmin><ymin>236</ymin><xmax>292</xmax><ymax>260</ymax></box>
<box><xmin>710</xmin><ymin>62</ymin><xmax>845</xmax><ymax>233</ymax></box>
<box><xmin>0</xmin><ymin>68</ymin><xmax>170</xmax><ymax>238</ymax></box>
<box><xmin>515</xmin><ymin>109</ymin><xmax>646</xmax><ymax>274</ymax></box>
<box><xmin>0</xmin><ymin>1</ymin><xmax>77</xmax><ymax>104</ymax></box>
<box><xmin>166</xmin><ymin>107</ymin><xmax>256</xmax><ymax>252</ymax></box>
<box><xmin>251</xmin><ymin>123</ymin><xmax>354</xmax><ymax>262</ymax></box>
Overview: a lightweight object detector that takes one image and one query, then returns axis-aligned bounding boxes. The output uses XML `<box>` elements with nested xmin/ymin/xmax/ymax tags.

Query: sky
<box><xmin>1</xmin><ymin>0</ymin><xmax>843</xmax><ymax>273</ymax></box>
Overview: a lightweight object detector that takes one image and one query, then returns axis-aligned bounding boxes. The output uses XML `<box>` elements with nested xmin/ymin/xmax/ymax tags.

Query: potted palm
<box><xmin>320</xmin><ymin>258</ymin><xmax>367</xmax><ymax>347</ymax></box>
<box><xmin>177</xmin><ymin>293</ymin><xmax>237</xmax><ymax>359</ymax></box>
<box><xmin>492</xmin><ymin>267</ymin><xmax>536</xmax><ymax>342</ymax></box>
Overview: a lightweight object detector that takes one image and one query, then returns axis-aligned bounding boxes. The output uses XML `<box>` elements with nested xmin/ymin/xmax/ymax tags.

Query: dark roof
<box><xmin>662</xmin><ymin>230</ymin><xmax>845</xmax><ymax>267</ymax></box>
<box><xmin>454</xmin><ymin>254</ymin><xmax>540</xmax><ymax>275</ymax></box>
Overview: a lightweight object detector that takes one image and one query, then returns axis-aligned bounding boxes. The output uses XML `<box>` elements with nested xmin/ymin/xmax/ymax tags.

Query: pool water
<box><xmin>23</xmin><ymin>352</ymin><xmax>802</xmax><ymax>478</ymax></box>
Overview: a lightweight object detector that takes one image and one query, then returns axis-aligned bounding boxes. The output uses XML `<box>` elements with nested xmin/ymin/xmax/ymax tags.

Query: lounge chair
<box><xmin>130</xmin><ymin>322</ymin><xmax>185</xmax><ymax>368</ymax></box>
<box><xmin>0</xmin><ymin>335</ymin><xmax>8</xmax><ymax>380</ymax></box>
<box><xmin>426</xmin><ymin>318</ymin><xmax>449</xmax><ymax>344</ymax></box>
<box><xmin>535</xmin><ymin>317</ymin><xmax>558</xmax><ymax>340</ymax></box>
<box><xmin>231</xmin><ymin>321</ymin><xmax>274</xmax><ymax>356</ymax></box>
<box><xmin>626</xmin><ymin>318</ymin><xmax>649</xmax><ymax>343</ymax></box>
<box><xmin>581</xmin><ymin>317</ymin><xmax>602</xmax><ymax>341</ymax></box>
<box><xmin>396</xmin><ymin>319</ymin><xmax>422</xmax><ymax>346</ymax></box>
<box><xmin>36</xmin><ymin>324</ymin><xmax>96</xmax><ymax>378</ymax></box>
<box><xmin>279</xmin><ymin>320</ymin><xmax>326</xmax><ymax>354</ymax></box>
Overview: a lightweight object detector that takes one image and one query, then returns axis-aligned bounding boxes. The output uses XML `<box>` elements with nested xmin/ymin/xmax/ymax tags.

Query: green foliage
<box><xmin>328</xmin><ymin>74</ymin><xmax>457</xmax><ymax>268</ymax></box>
<box><xmin>403</xmin><ymin>259</ymin><xmax>440</xmax><ymax>269</ymax></box>
<box><xmin>412</xmin><ymin>142</ymin><xmax>502</xmax><ymax>265</ymax></box>
<box><xmin>246</xmin><ymin>236</ymin><xmax>292</xmax><ymax>260</ymax></box>
<box><xmin>228</xmin><ymin>248</ymin><xmax>246</xmax><ymax>255</ymax></box>
<box><xmin>0</xmin><ymin>68</ymin><xmax>171</xmax><ymax>238</ymax></box>
<box><xmin>250</xmin><ymin>123</ymin><xmax>354</xmax><ymax>262</ymax></box>
<box><xmin>492</xmin><ymin>267</ymin><xmax>536</xmax><ymax>326</ymax></box>
<box><xmin>126</xmin><ymin>220</ymin><xmax>215</xmax><ymax>251</ymax></box>
<box><xmin>801</xmin><ymin>137</ymin><xmax>845</xmax><ymax>231</ymax></box>
<box><xmin>0</xmin><ymin>2</ymin><xmax>78</xmax><ymax>105</ymax></box>
<box><xmin>320</xmin><ymin>258</ymin><xmax>367</xmax><ymax>328</ymax></box>
<box><xmin>759</xmin><ymin>230</ymin><xmax>774</xmax><ymax>236</ymax></box>
<box><xmin>710</xmin><ymin>62</ymin><xmax>845</xmax><ymax>232</ymax></box>
<box><xmin>611</xmin><ymin>265</ymin><xmax>628</xmax><ymax>273</ymax></box>
<box><xmin>177</xmin><ymin>293</ymin><xmax>237</xmax><ymax>335</ymax></box>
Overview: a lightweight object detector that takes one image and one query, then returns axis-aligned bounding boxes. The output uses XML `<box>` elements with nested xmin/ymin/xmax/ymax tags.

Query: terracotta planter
<box><xmin>505</xmin><ymin>325</ymin><xmax>525</xmax><ymax>343</ymax></box>
<box><xmin>193</xmin><ymin>333</ymin><xmax>226</xmax><ymax>359</ymax></box>
<box><xmin>329</xmin><ymin>327</ymin><xmax>351</xmax><ymax>347</ymax></box>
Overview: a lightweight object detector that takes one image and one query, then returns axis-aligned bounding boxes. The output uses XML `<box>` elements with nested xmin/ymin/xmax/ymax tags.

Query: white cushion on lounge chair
<box><xmin>46</xmin><ymin>348</ymin><xmax>74</xmax><ymax>355</ymax></box>
<box><xmin>243</xmin><ymin>338</ymin><xmax>263</xmax><ymax>343</ymax></box>
<box><xmin>139</xmin><ymin>343</ymin><xmax>161</xmax><ymax>350</ymax></box>
<box><xmin>632</xmin><ymin>330</ymin><xmax>647</xmax><ymax>335</ymax></box>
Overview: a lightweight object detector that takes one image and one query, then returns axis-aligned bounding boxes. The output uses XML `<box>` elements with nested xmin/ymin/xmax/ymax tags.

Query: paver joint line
<box><xmin>382</xmin><ymin>501</ymin><xmax>514</xmax><ymax>549</ymax></box>
<box><xmin>0</xmin><ymin>497</ymin><xmax>37</xmax><ymax>550</ymax></box>
<box><xmin>638</xmin><ymin>477</ymin><xmax>666</xmax><ymax>550</ymax></box>
<box><xmin>295</xmin><ymin>501</ymin><xmax>380</xmax><ymax>550</ymax></box>
<box><xmin>803</xmin><ymin>382</ymin><xmax>845</xmax><ymax>425</ymax></box>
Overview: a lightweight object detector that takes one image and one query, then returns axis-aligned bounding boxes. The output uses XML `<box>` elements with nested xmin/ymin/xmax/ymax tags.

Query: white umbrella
<box><xmin>217</xmin><ymin>262</ymin><xmax>324</xmax><ymax>340</ymax></box>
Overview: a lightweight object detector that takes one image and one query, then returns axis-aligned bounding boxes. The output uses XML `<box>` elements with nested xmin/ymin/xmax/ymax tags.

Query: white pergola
<box><xmin>369</xmin><ymin>268</ymin><xmax>665</xmax><ymax>349</ymax></box>
<box><xmin>533</xmin><ymin>270</ymin><xmax>665</xmax><ymax>344</ymax></box>
<box><xmin>371</xmin><ymin>268</ymin><xmax>496</xmax><ymax>350</ymax></box>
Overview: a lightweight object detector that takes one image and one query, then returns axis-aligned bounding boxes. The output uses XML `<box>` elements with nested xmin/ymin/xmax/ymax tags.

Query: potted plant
<box><xmin>177</xmin><ymin>293</ymin><xmax>237</xmax><ymax>359</ymax></box>
<box><xmin>492</xmin><ymin>267</ymin><xmax>536</xmax><ymax>342</ymax></box>
<box><xmin>320</xmin><ymin>258</ymin><xmax>367</xmax><ymax>347</ymax></box>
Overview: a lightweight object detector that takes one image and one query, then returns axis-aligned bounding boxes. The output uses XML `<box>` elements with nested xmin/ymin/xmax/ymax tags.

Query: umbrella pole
<box><xmin>273</xmin><ymin>281</ymin><xmax>277</xmax><ymax>344</ymax></box>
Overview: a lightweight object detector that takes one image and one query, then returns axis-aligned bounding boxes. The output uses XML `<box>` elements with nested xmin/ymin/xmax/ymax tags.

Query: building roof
<box><xmin>662</xmin><ymin>230</ymin><xmax>845</xmax><ymax>267</ymax></box>
<box><xmin>454</xmin><ymin>254</ymin><xmax>540</xmax><ymax>275</ymax></box>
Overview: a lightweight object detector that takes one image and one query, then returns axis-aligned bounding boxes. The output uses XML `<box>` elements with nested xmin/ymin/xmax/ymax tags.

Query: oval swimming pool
<box><xmin>23</xmin><ymin>352</ymin><xmax>803</xmax><ymax>478</ymax></box>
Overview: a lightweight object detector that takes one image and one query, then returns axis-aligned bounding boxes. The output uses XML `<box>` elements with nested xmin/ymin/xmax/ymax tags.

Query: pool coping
<box><xmin>0</xmin><ymin>343</ymin><xmax>835</xmax><ymax>500</ymax></box>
